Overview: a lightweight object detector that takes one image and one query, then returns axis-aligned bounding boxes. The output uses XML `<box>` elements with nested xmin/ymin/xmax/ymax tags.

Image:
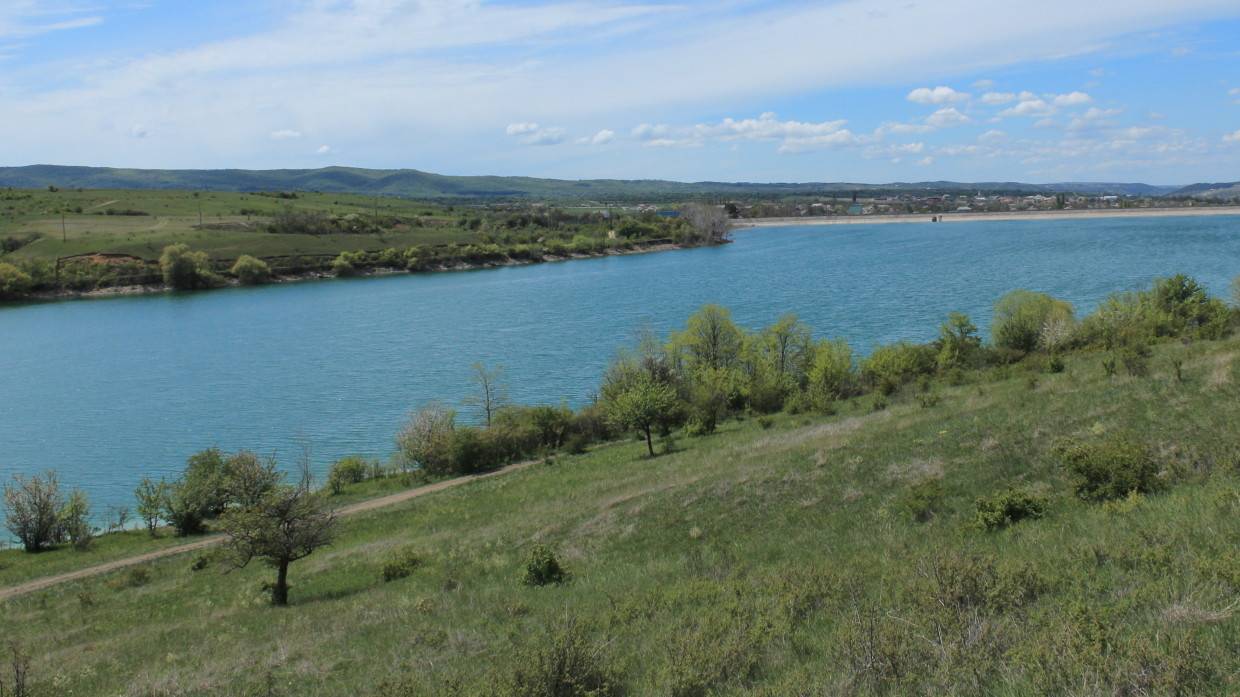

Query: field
<box><xmin>2</xmin><ymin>336</ymin><xmax>1238</xmax><ymax>695</ymax></box>
<box><xmin>0</xmin><ymin>189</ymin><xmax>485</xmax><ymax>263</ymax></box>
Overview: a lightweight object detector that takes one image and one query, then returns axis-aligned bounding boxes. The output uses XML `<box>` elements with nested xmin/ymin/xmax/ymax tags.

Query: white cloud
<box><xmin>917</xmin><ymin>156</ymin><xmax>934</xmax><ymax>166</ymax></box>
<box><xmin>972</xmin><ymin>79</ymin><xmax>995</xmax><ymax>89</ymax></box>
<box><xmin>1231</xmin><ymin>88</ymin><xmax>1240</xmax><ymax>104</ymax></box>
<box><xmin>981</xmin><ymin>92</ymin><xmax>1016</xmax><ymax>105</ymax></box>
<box><xmin>1224</xmin><ymin>130</ymin><xmax>1240</xmax><ymax>144</ymax></box>
<box><xmin>583</xmin><ymin>129</ymin><xmax>615</xmax><ymax>146</ymax></box>
<box><xmin>907</xmin><ymin>86</ymin><xmax>970</xmax><ymax>104</ymax></box>
<box><xmin>506</xmin><ymin>122</ymin><xmax>566</xmax><ymax>145</ymax></box>
<box><xmin>505</xmin><ymin>122</ymin><xmax>540</xmax><ymax>136</ymax></box>
<box><xmin>1051</xmin><ymin>91</ymin><xmax>1092</xmax><ymax>106</ymax></box>
<box><xmin>979</xmin><ymin>129</ymin><xmax>1006</xmax><ymax>142</ymax></box>
<box><xmin>270</xmin><ymin>129</ymin><xmax>303</xmax><ymax>140</ymax></box>
<box><xmin>925</xmin><ymin>107</ymin><xmax>970</xmax><ymax>128</ymax></box>
<box><xmin>1000</xmin><ymin>98</ymin><xmax>1055</xmax><ymax>117</ymax></box>
<box><xmin>1067</xmin><ymin>107</ymin><xmax>1122</xmax><ymax>130</ymax></box>
<box><xmin>0</xmin><ymin>4</ymin><xmax>102</xmax><ymax>41</ymax></box>
<box><xmin>633</xmin><ymin>112</ymin><xmax>857</xmax><ymax>153</ymax></box>
<box><xmin>316</xmin><ymin>145</ymin><xmax>332</xmax><ymax>155</ymax></box>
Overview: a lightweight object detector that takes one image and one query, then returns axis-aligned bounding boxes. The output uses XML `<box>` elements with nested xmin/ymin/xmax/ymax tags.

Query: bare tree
<box><xmin>3</xmin><ymin>472</ymin><xmax>63</xmax><ymax>553</ymax></box>
<box><xmin>221</xmin><ymin>474</ymin><xmax>336</xmax><ymax>607</ymax></box>
<box><xmin>681</xmin><ymin>202</ymin><xmax>731</xmax><ymax>244</ymax></box>
<box><xmin>463</xmin><ymin>362</ymin><xmax>509</xmax><ymax>427</ymax></box>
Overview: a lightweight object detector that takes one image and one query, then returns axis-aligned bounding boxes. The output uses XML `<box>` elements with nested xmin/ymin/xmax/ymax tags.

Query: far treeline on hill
<box><xmin>2</xmin><ymin>164</ymin><xmax>1236</xmax><ymax>201</ymax></box>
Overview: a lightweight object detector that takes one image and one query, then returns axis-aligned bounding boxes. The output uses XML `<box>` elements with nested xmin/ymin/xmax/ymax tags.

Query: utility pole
<box><xmin>198</xmin><ymin>201</ymin><xmax>203</xmax><ymax>226</ymax></box>
<box><xmin>62</xmin><ymin>213</ymin><xmax>67</xmax><ymax>243</ymax></box>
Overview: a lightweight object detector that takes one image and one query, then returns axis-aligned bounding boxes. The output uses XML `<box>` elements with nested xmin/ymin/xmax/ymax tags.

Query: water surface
<box><xmin>2</xmin><ymin>215</ymin><xmax>1238</xmax><ymax>515</ymax></box>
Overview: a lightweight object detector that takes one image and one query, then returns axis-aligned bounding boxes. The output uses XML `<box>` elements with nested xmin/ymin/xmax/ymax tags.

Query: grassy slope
<box><xmin>2</xmin><ymin>339</ymin><xmax>1239</xmax><ymax>695</ymax></box>
<box><xmin>0</xmin><ymin>189</ymin><xmax>480</xmax><ymax>262</ymax></box>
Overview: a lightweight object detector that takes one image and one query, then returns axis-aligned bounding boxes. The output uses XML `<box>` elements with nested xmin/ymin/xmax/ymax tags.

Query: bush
<box><xmin>522</xmin><ymin>545</ymin><xmax>567</xmax><ymax>586</ymax></box>
<box><xmin>1057</xmin><ymin>437</ymin><xmax>1161</xmax><ymax>502</ymax></box>
<box><xmin>381</xmin><ymin>546</ymin><xmax>422</xmax><ymax>582</ymax></box>
<box><xmin>327</xmin><ymin>455</ymin><xmax>370</xmax><ymax>495</ymax></box>
<box><xmin>861</xmin><ymin>342</ymin><xmax>935</xmax><ymax>394</ymax></box>
<box><xmin>898</xmin><ymin>478</ymin><xmax>944</xmax><ymax>523</ymax></box>
<box><xmin>992</xmin><ymin>290</ymin><xmax>1074</xmax><ymax>353</ymax></box>
<box><xmin>160</xmin><ymin>243</ymin><xmax>219</xmax><ymax>290</ymax></box>
<box><xmin>807</xmin><ymin>338</ymin><xmax>854</xmax><ymax>408</ymax></box>
<box><xmin>230</xmin><ymin>255</ymin><xmax>271</xmax><ymax>285</ymax></box>
<box><xmin>0</xmin><ymin>261</ymin><xmax>34</xmax><ymax>299</ymax></box>
<box><xmin>936</xmin><ymin>312</ymin><xmax>982</xmax><ymax>370</ymax></box>
<box><xmin>499</xmin><ymin>621</ymin><xmax>621</xmax><ymax>697</ymax></box>
<box><xmin>331</xmin><ymin>253</ymin><xmax>357</xmax><ymax>277</ymax></box>
<box><xmin>60</xmin><ymin>489</ymin><xmax>93</xmax><ymax>551</ymax></box>
<box><xmin>396</xmin><ymin>403</ymin><xmax>456</xmax><ymax>475</ymax></box>
<box><xmin>974</xmin><ymin>489</ymin><xmax>1048</xmax><ymax>530</ymax></box>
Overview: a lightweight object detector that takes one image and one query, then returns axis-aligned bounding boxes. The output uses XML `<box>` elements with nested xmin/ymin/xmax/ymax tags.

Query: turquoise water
<box><xmin>1</xmin><ymin>215</ymin><xmax>1238</xmax><ymax>516</ymax></box>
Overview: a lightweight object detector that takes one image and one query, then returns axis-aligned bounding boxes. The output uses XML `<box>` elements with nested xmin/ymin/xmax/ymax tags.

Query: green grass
<box><xmin>3</xmin><ymin>339</ymin><xmax>1239</xmax><ymax>695</ymax></box>
<box><xmin>0</xmin><ymin>528</ymin><xmax>193</xmax><ymax>587</ymax></box>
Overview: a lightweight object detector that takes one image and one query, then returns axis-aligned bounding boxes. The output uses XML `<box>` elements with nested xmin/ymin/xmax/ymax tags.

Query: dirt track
<box><xmin>0</xmin><ymin>461</ymin><xmax>535</xmax><ymax>603</ymax></box>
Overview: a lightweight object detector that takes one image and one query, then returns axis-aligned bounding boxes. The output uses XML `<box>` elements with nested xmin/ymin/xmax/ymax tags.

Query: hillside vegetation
<box><xmin>2</xmin><ymin>275</ymin><xmax>1239</xmax><ymax>696</ymax></box>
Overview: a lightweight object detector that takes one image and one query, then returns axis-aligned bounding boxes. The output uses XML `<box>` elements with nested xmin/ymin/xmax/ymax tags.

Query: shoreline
<box><xmin>17</xmin><ymin>240</ymin><xmax>695</xmax><ymax>303</ymax></box>
<box><xmin>733</xmin><ymin>206</ymin><xmax>1240</xmax><ymax>228</ymax></box>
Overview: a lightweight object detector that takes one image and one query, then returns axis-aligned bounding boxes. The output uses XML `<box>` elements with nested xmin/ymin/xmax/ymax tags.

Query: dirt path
<box><xmin>0</xmin><ymin>461</ymin><xmax>536</xmax><ymax>603</ymax></box>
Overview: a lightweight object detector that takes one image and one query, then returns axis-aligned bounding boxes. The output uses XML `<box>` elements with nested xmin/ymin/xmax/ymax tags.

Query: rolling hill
<box><xmin>0</xmin><ymin>165</ymin><xmax>1187</xmax><ymax>201</ymax></box>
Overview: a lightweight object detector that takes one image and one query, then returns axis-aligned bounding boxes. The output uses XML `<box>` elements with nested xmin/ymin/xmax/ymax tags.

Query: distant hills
<box><xmin>0</xmin><ymin>164</ymin><xmax>1227</xmax><ymax>201</ymax></box>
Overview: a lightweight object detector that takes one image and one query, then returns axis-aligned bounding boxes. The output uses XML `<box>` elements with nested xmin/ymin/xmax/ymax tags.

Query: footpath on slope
<box><xmin>0</xmin><ymin>461</ymin><xmax>536</xmax><ymax>603</ymax></box>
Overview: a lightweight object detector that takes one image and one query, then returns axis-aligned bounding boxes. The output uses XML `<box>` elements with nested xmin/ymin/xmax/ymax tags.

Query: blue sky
<box><xmin>2</xmin><ymin>1</ymin><xmax>1239</xmax><ymax>184</ymax></box>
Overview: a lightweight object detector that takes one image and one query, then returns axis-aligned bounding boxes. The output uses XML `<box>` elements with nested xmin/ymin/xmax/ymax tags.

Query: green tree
<box><xmin>221</xmin><ymin>478</ymin><xmax>336</xmax><ymax>606</ymax></box>
<box><xmin>936</xmin><ymin>312</ymin><xmax>981</xmax><ymax>370</ymax></box>
<box><xmin>605</xmin><ymin>374</ymin><xmax>678</xmax><ymax>457</ymax></box>
<box><xmin>230</xmin><ymin>255</ymin><xmax>271</xmax><ymax>285</ymax></box>
<box><xmin>807</xmin><ymin>338</ymin><xmax>854</xmax><ymax>409</ymax></box>
<box><xmin>60</xmin><ymin>489</ymin><xmax>93</xmax><ymax>551</ymax></box>
<box><xmin>160</xmin><ymin>243</ymin><xmax>218</xmax><ymax>290</ymax></box>
<box><xmin>0</xmin><ymin>262</ymin><xmax>34</xmax><ymax>299</ymax></box>
<box><xmin>672</xmin><ymin>305</ymin><xmax>744</xmax><ymax>373</ymax></box>
<box><xmin>134</xmin><ymin>477</ymin><xmax>169</xmax><ymax>536</ymax></box>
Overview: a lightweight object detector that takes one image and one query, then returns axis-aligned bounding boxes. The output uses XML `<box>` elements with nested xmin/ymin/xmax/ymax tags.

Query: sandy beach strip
<box><xmin>733</xmin><ymin>206</ymin><xmax>1240</xmax><ymax>228</ymax></box>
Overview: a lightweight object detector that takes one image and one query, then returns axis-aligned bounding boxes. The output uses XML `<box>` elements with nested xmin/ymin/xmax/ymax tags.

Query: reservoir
<box><xmin>2</xmin><ymin>214</ymin><xmax>1238</xmax><ymax>515</ymax></box>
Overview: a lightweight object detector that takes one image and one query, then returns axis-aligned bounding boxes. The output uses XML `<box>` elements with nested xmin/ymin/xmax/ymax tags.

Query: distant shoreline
<box><xmin>733</xmin><ymin>206</ymin><xmax>1240</xmax><ymax>228</ymax></box>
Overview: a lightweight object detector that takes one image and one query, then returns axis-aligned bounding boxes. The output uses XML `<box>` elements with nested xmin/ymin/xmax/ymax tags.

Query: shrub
<box><xmin>331</xmin><ymin>253</ymin><xmax>357</xmax><ymax>277</ymax></box>
<box><xmin>160</xmin><ymin>243</ymin><xmax>218</xmax><ymax>290</ymax></box>
<box><xmin>111</xmin><ymin>565</ymin><xmax>151</xmax><ymax>590</ymax></box>
<box><xmin>3</xmin><ymin>471</ymin><xmax>64</xmax><ymax>552</ymax></box>
<box><xmin>1057</xmin><ymin>437</ymin><xmax>1161</xmax><ymax>502</ymax></box>
<box><xmin>522</xmin><ymin>545</ymin><xmax>567</xmax><ymax>586</ymax></box>
<box><xmin>381</xmin><ymin>546</ymin><xmax>422</xmax><ymax>582</ymax></box>
<box><xmin>861</xmin><ymin>342</ymin><xmax>935</xmax><ymax>394</ymax></box>
<box><xmin>499</xmin><ymin>620</ymin><xmax>622</xmax><ymax>697</ymax></box>
<box><xmin>327</xmin><ymin>455</ymin><xmax>370</xmax><ymax>495</ymax></box>
<box><xmin>396</xmin><ymin>403</ymin><xmax>456</xmax><ymax>475</ymax></box>
<box><xmin>974</xmin><ymin>489</ymin><xmax>1048</xmax><ymax>530</ymax></box>
<box><xmin>992</xmin><ymin>290</ymin><xmax>1074</xmax><ymax>353</ymax></box>
<box><xmin>230</xmin><ymin>255</ymin><xmax>271</xmax><ymax>285</ymax></box>
<box><xmin>936</xmin><ymin>312</ymin><xmax>982</xmax><ymax>370</ymax></box>
<box><xmin>898</xmin><ymin>478</ymin><xmax>944</xmax><ymax>523</ymax></box>
<box><xmin>0</xmin><ymin>261</ymin><xmax>34</xmax><ymax>299</ymax></box>
<box><xmin>190</xmin><ymin>555</ymin><xmax>210</xmax><ymax>572</ymax></box>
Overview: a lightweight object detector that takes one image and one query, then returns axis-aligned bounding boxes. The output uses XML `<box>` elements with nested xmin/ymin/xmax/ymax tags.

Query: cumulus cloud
<box><xmin>270</xmin><ymin>129</ymin><xmax>303</xmax><ymax>140</ymax></box>
<box><xmin>506</xmin><ymin>122</ymin><xmax>566</xmax><ymax>145</ymax></box>
<box><xmin>1000</xmin><ymin>98</ymin><xmax>1054</xmax><ymax>117</ymax></box>
<box><xmin>979</xmin><ymin>129</ymin><xmax>1006</xmax><ymax>142</ymax></box>
<box><xmin>907</xmin><ymin>86</ymin><xmax>969</xmax><ymax>104</ymax></box>
<box><xmin>1067</xmin><ymin>107</ymin><xmax>1121</xmax><ymax>131</ymax></box>
<box><xmin>632</xmin><ymin>112</ymin><xmax>858</xmax><ymax>153</ymax></box>
<box><xmin>917</xmin><ymin>156</ymin><xmax>935</xmax><ymax>166</ymax></box>
<box><xmin>926</xmin><ymin>107</ymin><xmax>970</xmax><ymax>128</ymax></box>
<box><xmin>980</xmin><ymin>92</ymin><xmax>1016</xmax><ymax>105</ymax></box>
<box><xmin>1224</xmin><ymin>130</ymin><xmax>1240</xmax><ymax>144</ymax></box>
<box><xmin>1052</xmin><ymin>91</ymin><xmax>1092</xmax><ymax>106</ymax></box>
<box><xmin>316</xmin><ymin>145</ymin><xmax>332</xmax><ymax>154</ymax></box>
<box><xmin>580</xmin><ymin>129</ymin><xmax>615</xmax><ymax>145</ymax></box>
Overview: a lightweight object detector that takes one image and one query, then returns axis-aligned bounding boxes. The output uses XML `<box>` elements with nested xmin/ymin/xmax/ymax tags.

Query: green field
<box><xmin>3</xmin><ymin>335</ymin><xmax>1238</xmax><ymax>695</ymax></box>
<box><xmin>0</xmin><ymin>189</ymin><xmax>485</xmax><ymax>263</ymax></box>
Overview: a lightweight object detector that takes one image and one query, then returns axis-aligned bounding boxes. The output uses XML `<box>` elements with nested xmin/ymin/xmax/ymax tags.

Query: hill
<box><xmin>0</xmin><ymin>165</ymin><xmax>1185</xmax><ymax>201</ymax></box>
<box><xmin>3</xmin><ymin>321</ymin><xmax>1238</xmax><ymax>695</ymax></box>
<box><xmin>1171</xmin><ymin>182</ymin><xmax>1240</xmax><ymax>199</ymax></box>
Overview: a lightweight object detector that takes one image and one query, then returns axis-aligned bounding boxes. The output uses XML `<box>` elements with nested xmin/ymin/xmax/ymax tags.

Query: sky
<box><xmin>2</xmin><ymin>0</ymin><xmax>1239</xmax><ymax>184</ymax></box>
